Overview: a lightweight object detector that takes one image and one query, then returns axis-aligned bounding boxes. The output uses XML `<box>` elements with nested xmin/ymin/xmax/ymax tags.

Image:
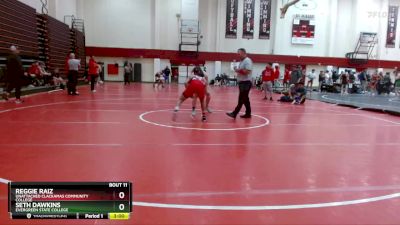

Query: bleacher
<box><xmin>0</xmin><ymin>0</ymin><xmax>86</xmax><ymax>98</ymax></box>
<box><xmin>72</xmin><ymin>28</ymin><xmax>86</xmax><ymax>75</ymax></box>
<box><xmin>0</xmin><ymin>0</ymin><xmax>39</xmax><ymax>58</ymax></box>
<box><xmin>47</xmin><ymin>15</ymin><xmax>72</xmax><ymax>75</ymax></box>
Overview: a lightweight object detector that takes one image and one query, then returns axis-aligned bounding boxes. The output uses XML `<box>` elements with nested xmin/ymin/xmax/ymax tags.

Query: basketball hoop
<box><xmin>294</xmin><ymin>0</ymin><xmax>317</xmax><ymax>10</ymax></box>
<box><xmin>280</xmin><ymin>0</ymin><xmax>301</xmax><ymax>19</ymax></box>
<box><xmin>188</xmin><ymin>28</ymin><xmax>193</xmax><ymax>33</ymax></box>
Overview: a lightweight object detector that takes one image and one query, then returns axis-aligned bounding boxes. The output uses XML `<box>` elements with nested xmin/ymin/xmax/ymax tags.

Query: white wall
<box><xmin>214</xmin><ymin>0</ymin><xmax>275</xmax><ymax>54</ymax></box>
<box><xmin>18</xmin><ymin>0</ymin><xmax>44</xmax><ymax>13</ymax></box>
<box><xmin>199</xmin><ymin>0</ymin><xmax>218</xmax><ymax>52</ymax></box>
<box><xmin>273</xmin><ymin>0</ymin><xmax>331</xmax><ymax>57</ymax></box>
<box><xmin>92</xmin><ymin>57</ymin><xmax>154</xmax><ymax>82</ymax></box>
<box><xmin>54</xmin><ymin>0</ymin><xmax>77</xmax><ymax>25</ymax></box>
<box><xmin>18</xmin><ymin>0</ymin><xmax>78</xmax><ymax>23</ymax></box>
<box><xmin>204</xmin><ymin>61</ymin><xmax>216</xmax><ymax>78</ymax></box>
<box><xmin>81</xmin><ymin>0</ymin><xmax>153</xmax><ymax>49</ymax></box>
<box><xmin>157</xmin><ymin>0</ymin><xmax>182</xmax><ymax>50</ymax></box>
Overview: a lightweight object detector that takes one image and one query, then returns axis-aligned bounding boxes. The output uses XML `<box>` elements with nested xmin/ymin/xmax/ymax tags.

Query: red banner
<box><xmin>107</xmin><ymin>64</ymin><xmax>119</xmax><ymax>75</ymax></box>
<box><xmin>225</xmin><ymin>0</ymin><xmax>238</xmax><ymax>39</ymax></box>
<box><xmin>259</xmin><ymin>0</ymin><xmax>271</xmax><ymax>39</ymax></box>
<box><xmin>243</xmin><ymin>0</ymin><xmax>255</xmax><ymax>39</ymax></box>
<box><xmin>386</xmin><ymin>6</ymin><xmax>398</xmax><ymax>48</ymax></box>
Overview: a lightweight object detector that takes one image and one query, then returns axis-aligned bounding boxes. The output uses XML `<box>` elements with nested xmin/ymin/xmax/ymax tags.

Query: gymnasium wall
<box><xmin>17</xmin><ymin>0</ymin><xmax>78</xmax><ymax>23</ymax></box>
<box><xmin>91</xmin><ymin>57</ymin><xmax>154</xmax><ymax>82</ymax></box>
<box><xmin>80</xmin><ymin>0</ymin><xmax>400</xmax><ymax>61</ymax></box>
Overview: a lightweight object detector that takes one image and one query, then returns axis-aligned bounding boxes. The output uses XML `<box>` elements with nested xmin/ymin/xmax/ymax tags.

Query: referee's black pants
<box><xmin>233</xmin><ymin>80</ymin><xmax>252</xmax><ymax>116</ymax></box>
<box><xmin>67</xmin><ymin>70</ymin><xmax>78</xmax><ymax>94</ymax></box>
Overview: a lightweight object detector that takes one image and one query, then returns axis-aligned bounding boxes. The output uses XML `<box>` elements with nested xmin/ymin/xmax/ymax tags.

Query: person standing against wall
<box><xmin>273</xmin><ymin>65</ymin><xmax>281</xmax><ymax>91</ymax></box>
<box><xmin>394</xmin><ymin>69</ymin><xmax>400</xmax><ymax>97</ymax></box>
<box><xmin>226</xmin><ymin>48</ymin><xmax>253</xmax><ymax>119</ymax></box>
<box><xmin>88</xmin><ymin>56</ymin><xmax>99</xmax><ymax>93</ymax></box>
<box><xmin>262</xmin><ymin>63</ymin><xmax>274</xmax><ymax>101</ymax></box>
<box><xmin>124</xmin><ymin>61</ymin><xmax>132</xmax><ymax>85</ymax></box>
<box><xmin>318</xmin><ymin>71</ymin><xmax>325</xmax><ymax>92</ymax></box>
<box><xmin>306</xmin><ymin>69</ymin><xmax>316</xmax><ymax>91</ymax></box>
<box><xmin>67</xmin><ymin>53</ymin><xmax>81</xmax><ymax>95</ymax></box>
<box><xmin>2</xmin><ymin>46</ymin><xmax>25</xmax><ymax>103</ymax></box>
<box><xmin>283</xmin><ymin>68</ymin><xmax>291</xmax><ymax>91</ymax></box>
<box><xmin>290</xmin><ymin>66</ymin><xmax>302</xmax><ymax>85</ymax></box>
<box><xmin>340</xmin><ymin>71</ymin><xmax>348</xmax><ymax>95</ymax></box>
<box><xmin>163</xmin><ymin>66</ymin><xmax>171</xmax><ymax>84</ymax></box>
<box><xmin>358</xmin><ymin>70</ymin><xmax>367</xmax><ymax>94</ymax></box>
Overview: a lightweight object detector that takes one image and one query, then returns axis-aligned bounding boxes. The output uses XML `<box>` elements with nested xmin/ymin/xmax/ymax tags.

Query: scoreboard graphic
<box><xmin>292</xmin><ymin>14</ymin><xmax>315</xmax><ymax>45</ymax></box>
<box><xmin>8</xmin><ymin>182</ymin><xmax>132</xmax><ymax>220</ymax></box>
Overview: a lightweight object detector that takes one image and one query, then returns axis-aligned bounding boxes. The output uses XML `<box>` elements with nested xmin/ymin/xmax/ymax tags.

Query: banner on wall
<box><xmin>386</xmin><ymin>5</ymin><xmax>398</xmax><ymax>48</ymax></box>
<box><xmin>292</xmin><ymin>14</ymin><xmax>315</xmax><ymax>45</ymax></box>
<box><xmin>107</xmin><ymin>64</ymin><xmax>119</xmax><ymax>75</ymax></box>
<box><xmin>259</xmin><ymin>0</ymin><xmax>271</xmax><ymax>39</ymax></box>
<box><xmin>225</xmin><ymin>0</ymin><xmax>238</xmax><ymax>38</ymax></box>
<box><xmin>243</xmin><ymin>0</ymin><xmax>255</xmax><ymax>39</ymax></box>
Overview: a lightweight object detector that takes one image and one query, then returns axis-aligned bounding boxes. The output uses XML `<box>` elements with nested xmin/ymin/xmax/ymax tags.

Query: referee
<box><xmin>67</xmin><ymin>53</ymin><xmax>81</xmax><ymax>95</ymax></box>
<box><xmin>226</xmin><ymin>48</ymin><xmax>253</xmax><ymax>119</ymax></box>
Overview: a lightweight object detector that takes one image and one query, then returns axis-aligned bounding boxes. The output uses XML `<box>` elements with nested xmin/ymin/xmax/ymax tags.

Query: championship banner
<box><xmin>243</xmin><ymin>0</ymin><xmax>255</xmax><ymax>39</ymax></box>
<box><xmin>259</xmin><ymin>0</ymin><xmax>271</xmax><ymax>39</ymax></box>
<box><xmin>386</xmin><ymin>6</ymin><xmax>398</xmax><ymax>48</ymax></box>
<box><xmin>225</xmin><ymin>0</ymin><xmax>238</xmax><ymax>39</ymax></box>
<box><xmin>292</xmin><ymin>14</ymin><xmax>315</xmax><ymax>45</ymax></box>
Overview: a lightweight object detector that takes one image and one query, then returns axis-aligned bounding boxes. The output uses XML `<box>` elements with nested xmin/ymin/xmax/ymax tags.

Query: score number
<box><xmin>109</xmin><ymin>183</ymin><xmax>130</xmax><ymax>212</ymax></box>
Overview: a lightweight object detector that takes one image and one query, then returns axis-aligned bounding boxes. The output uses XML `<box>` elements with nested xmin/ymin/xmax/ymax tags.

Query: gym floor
<box><xmin>0</xmin><ymin>83</ymin><xmax>400</xmax><ymax>225</ymax></box>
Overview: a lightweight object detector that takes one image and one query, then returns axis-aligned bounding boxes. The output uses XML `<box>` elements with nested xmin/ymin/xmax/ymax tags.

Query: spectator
<box><xmin>38</xmin><ymin>62</ymin><xmax>51</xmax><ymax>86</ymax></box>
<box><xmin>153</xmin><ymin>72</ymin><xmax>164</xmax><ymax>88</ymax></box>
<box><xmin>292</xmin><ymin>82</ymin><xmax>307</xmax><ymax>105</ymax></box>
<box><xmin>88</xmin><ymin>56</ymin><xmax>99</xmax><ymax>93</ymax></box>
<box><xmin>129</xmin><ymin>63</ymin><xmax>133</xmax><ymax>82</ymax></box>
<box><xmin>261</xmin><ymin>63</ymin><xmax>274</xmax><ymax>101</ymax></box>
<box><xmin>340</xmin><ymin>71</ymin><xmax>348</xmax><ymax>95</ymax></box>
<box><xmin>2</xmin><ymin>46</ymin><xmax>25</xmax><ymax>103</ymax></box>
<box><xmin>377</xmin><ymin>72</ymin><xmax>393</xmax><ymax>95</ymax></box>
<box><xmin>358</xmin><ymin>70</ymin><xmax>367</xmax><ymax>93</ymax></box>
<box><xmin>52</xmin><ymin>68</ymin><xmax>65</xmax><ymax>90</ymax></box>
<box><xmin>67</xmin><ymin>53</ymin><xmax>80</xmax><ymax>95</ymax></box>
<box><xmin>28</xmin><ymin>62</ymin><xmax>41</xmax><ymax>86</ymax></box>
<box><xmin>278</xmin><ymin>84</ymin><xmax>297</xmax><ymax>103</ymax></box>
<box><xmin>324</xmin><ymin>70</ymin><xmax>332</xmax><ymax>85</ymax></box>
<box><xmin>395</xmin><ymin>70</ymin><xmax>400</xmax><ymax>97</ymax></box>
<box><xmin>369</xmin><ymin>72</ymin><xmax>380</xmax><ymax>95</ymax></box>
<box><xmin>332</xmin><ymin>71</ymin><xmax>339</xmax><ymax>83</ymax></box>
<box><xmin>273</xmin><ymin>65</ymin><xmax>281</xmax><ymax>90</ymax></box>
<box><xmin>214</xmin><ymin>74</ymin><xmax>222</xmax><ymax>86</ymax></box>
<box><xmin>283</xmin><ymin>69</ymin><xmax>291</xmax><ymax>90</ymax></box>
<box><xmin>290</xmin><ymin>66</ymin><xmax>302</xmax><ymax>85</ymax></box>
<box><xmin>306</xmin><ymin>69</ymin><xmax>316</xmax><ymax>91</ymax></box>
<box><xmin>163</xmin><ymin>66</ymin><xmax>171</xmax><ymax>84</ymax></box>
<box><xmin>123</xmin><ymin>61</ymin><xmax>132</xmax><ymax>85</ymax></box>
<box><xmin>318</xmin><ymin>71</ymin><xmax>325</xmax><ymax>92</ymax></box>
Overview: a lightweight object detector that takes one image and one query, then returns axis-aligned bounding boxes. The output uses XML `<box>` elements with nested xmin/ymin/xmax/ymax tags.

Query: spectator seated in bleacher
<box><xmin>52</xmin><ymin>68</ymin><xmax>65</xmax><ymax>90</ymax></box>
<box><xmin>27</xmin><ymin>61</ymin><xmax>53</xmax><ymax>87</ymax></box>
<box><xmin>28</xmin><ymin>62</ymin><xmax>41</xmax><ymax>87</ymax></box>
<box><xmin>38</xmin><ymin>62</ymin><xmax>52</xmax><ymax>86</ymax></box>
